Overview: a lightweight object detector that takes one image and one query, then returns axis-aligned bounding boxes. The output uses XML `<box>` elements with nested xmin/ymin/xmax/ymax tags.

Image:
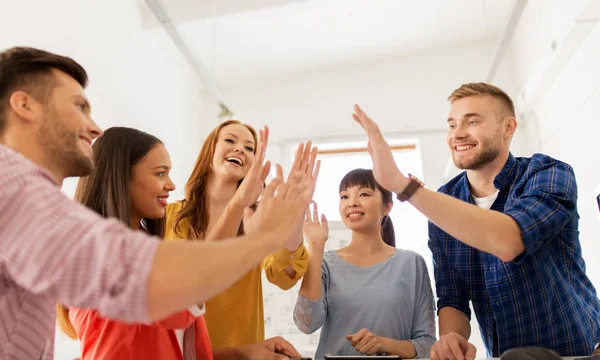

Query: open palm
<box><xmin>352</xmin><ymin>104</ymin><xmax>405</xmax><ymax>193</ymax></box>
<box><xmin>234</xmin><ymin>126</ymin><xmax>271</xmax><ymax>208</ymax></box>
<box><xmin>303</xmin><ymin>202</ymin><xmax>328</xmax><ymax>249</ymax></box>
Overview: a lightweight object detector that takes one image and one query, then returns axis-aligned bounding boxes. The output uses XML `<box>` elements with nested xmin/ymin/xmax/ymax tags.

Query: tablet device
<box><xmin>324</xmin><ymin>356</ymin><xmax>401</xmax><ymax>359</ymax></box>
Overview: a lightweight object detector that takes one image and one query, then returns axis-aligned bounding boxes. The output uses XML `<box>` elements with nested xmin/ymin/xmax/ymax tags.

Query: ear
<box><xmin>383</xmin><ymin>201</ymin><xmax>393</xmax><ymax>217</ymax></box>
<box><xmin>8</xmin><ymin>91</ymin><xmax>39</xmax><ymax>124</ymax></box>
<box><xmin>504</xmin><ymin>116</ymin><xmax>517</xmax><ymax>138</ymax></box>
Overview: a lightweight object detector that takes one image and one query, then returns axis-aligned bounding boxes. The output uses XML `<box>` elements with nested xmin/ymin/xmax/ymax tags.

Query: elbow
<box><xmin>496</xmin><ymin>240</ymin><xmax>525</xmax><ymax>262</ymax></box>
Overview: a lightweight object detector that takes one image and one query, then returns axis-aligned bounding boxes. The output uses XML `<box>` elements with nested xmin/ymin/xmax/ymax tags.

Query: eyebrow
<box><xmin>340</xmin><ymin>187</ymin><xmax>373</xmax><ymax>192</ymax></box>
<box><xmin>447</xmin><ymin>112</ymin><xmax>482</xmax><ymax>122</ymax></box>
<box><xmin>153</xmin><ymin>165</ymin><xmax>170</xmax><ymax>170</ymax></box>
<box><xmin>223</xmin><ymin>133</ymin><xmax>255</xmax><ymax>145</ymax></box>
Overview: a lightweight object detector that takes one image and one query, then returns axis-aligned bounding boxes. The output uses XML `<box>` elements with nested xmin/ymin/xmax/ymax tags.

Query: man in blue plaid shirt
<box><xmin>351</xmin><ymin>83</ymin><xmax>600</xmax><ymax>360</ymax></box>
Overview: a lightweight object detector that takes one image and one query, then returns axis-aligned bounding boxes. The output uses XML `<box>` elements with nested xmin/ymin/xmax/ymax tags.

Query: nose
<box><xmin>165</xmin><ymin>176</ymin><xmax>176</xmax><ymax>191</ymax></box>
<box><xmin>452</xmin><ymin>123</ymin><xmax>468</xmax><ymax>140</ymax></box>
<box><xmin>347</xmin><ymin>196</ymin><xmax>359</xmax><ymax>208</ymax></box>
<box><xmin>87</xmin><ymin>117</ymin><xmax>103</xmax><ymax>139</ymax></box>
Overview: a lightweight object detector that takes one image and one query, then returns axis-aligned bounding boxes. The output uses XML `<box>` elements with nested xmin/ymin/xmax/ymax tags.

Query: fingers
<box><xmin>300</xmin><ymin>141</ymin><xmax>312</xmax><ymax>173</ymax></box>
<box><xmin>291</xmin><ymin>143</ymin><xmax>304</xmax><ymax>172</ymax></box>
<box><xmin>449</xmin><ymin>338</ymin><xmax>465</xmax><ymax>360</ymax></box>
<box><xmin>263</xmin><ymin>177</ymin><xmax>282</xmax><ymax>200</ymax></box>
<box><xmin>243</xmin><ymin>207</ymin><xmax>255</xmax><ymax>222</ymax></box>
<box><xmin>261</xmin><ymin>161</ymin><xmax>272</xmax><ymax>182</ymax></box>
<box><xmin>263</xmin><ymin>125</ymin><xmax>270</xmax><ymax>147</ymax></box>
<box><xmin>348</xmin><ymin>329</ymin><xmax>366</xmax><ymax>346</ymax></box>
<box><xmin>361</xmin><ymin>342</ymin><xmax>377</xmax><ymax>355</ymax></box>
<box><xmin>430</xmin><ymin>346</ymin><xmax>439</xmax><ymax>360</ymax></box>
<box><xmin>271</xmin><ymin>337</ymin><xmax>301</xmax><ymax>358</ymax></box>
<box><xmin>312</xmin><ymin>159</ymin><xmax>321</xmax><ymax>182</ymax></box>
<box><xmin>312</xmin><ymin>202</ymin><xmax>319</xmax><ymax>223</ymax></box>
<box><xmin>306</xmin><ymin>145</ymin><xmax>318</xmax><ymax>176</ymax></box>
<box><xmin>305</xmin><ymin>208</ymin><xmax>311</xmax><ymax>222</ymax></box>
<box><xmin>465</xmin><ymin>343</ymin><xmax>477</xmax><ymax>360</ymax></box>
<box><xmin>274</xmin><ymin>163</ymin><xmax>284</xmax><ymax>180</ymax></box>
<box><xmin>321</xmin><ymin>213</ymin><xmax>327</xmax><ymax>226</ymax></box>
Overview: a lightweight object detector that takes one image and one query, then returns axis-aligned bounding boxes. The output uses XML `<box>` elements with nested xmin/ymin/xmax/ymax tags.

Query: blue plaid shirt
<box><xmin>428</xmin><ymin>153</ymin><xmax>600</xmax><ymax>357</ymax></box>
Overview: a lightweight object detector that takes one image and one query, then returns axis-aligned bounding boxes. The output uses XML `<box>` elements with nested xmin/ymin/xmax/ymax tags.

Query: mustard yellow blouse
<box><xmin>165</xmin><ymin>201</ymin><xmax>309</xmax><ymax>349</ymax></box>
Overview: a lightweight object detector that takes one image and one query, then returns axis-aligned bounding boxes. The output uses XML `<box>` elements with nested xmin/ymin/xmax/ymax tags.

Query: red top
<box><xmin>69</xmin><ymin>308</ymin><xmax>213</xmax><ymax>360</ymax></box>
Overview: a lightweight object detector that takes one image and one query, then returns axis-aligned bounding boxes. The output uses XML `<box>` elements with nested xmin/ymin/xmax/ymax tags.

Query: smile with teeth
<box><xmin>347</xmin><ymin>212</ymin><xmax>364</xmax><ymax>219</ymax></box>
<box><xmin>156</xmin><ymin>196</ymin><xmax>168</xmax><ymax>206</ymax></box>
<box><xmin>455</xmin><ymin>144</ymin><xmax>476</xmax><ymax>151</ymax></box>
<box><xmin>225</xmin><ymin>156</ymin><xmax>244</xmax><ymax>166</ymax></box>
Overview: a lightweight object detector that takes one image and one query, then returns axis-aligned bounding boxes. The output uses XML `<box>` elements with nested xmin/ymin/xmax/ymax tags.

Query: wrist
<box><xmin>392</xmin><ymin>174</ymin><xmax>410</xmax><ymax>194</ymax></box>
<box><xmin>307</xmin><ymin>238</ymin><xmax>326</xmax><ymax>250</ymax></box>
<box><xmin>379</xmin><ymin>336</ymin><xmax>388</xmax><ymax>354</ymax></box>
<box><xmin>227</xmin><ymin>196</ymin><xmax>247</xmax><ymax>212</ymax></box>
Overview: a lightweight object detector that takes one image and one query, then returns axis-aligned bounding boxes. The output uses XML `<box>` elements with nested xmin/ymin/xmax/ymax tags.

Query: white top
<box><xmin>175</xmin><ymin>304</ymin><xmax>206</xmax><ymax>355</ymax></box>
<box><xmin>472</xmin><ymin>190</ymin><xmax>499</xmax><ymax>210</ymax></box>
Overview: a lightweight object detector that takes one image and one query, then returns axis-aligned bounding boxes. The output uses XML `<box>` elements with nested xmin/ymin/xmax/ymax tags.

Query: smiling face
<box><xmin>338</xmin><ymin>185</ymin><xmax>391</xmax><ymax>233</ymax></box>
<box><xmin>446</xmin><ymin>95</ymin><xmax>509</xmax><ymax>170</ymax></box>
<box><xmin>211</xmin><ymin>123</ymin><xmax>256</xmax><ymax>182</ymax></box>
<box><xmin>36</xmin><ymin>70</ymin><xmax>102</xmax><ymax>177</ymax></box>
<box><xmin>129</xmin><ymin>144</ymin><xmax>176</xmax><ymax>223</ymax></box>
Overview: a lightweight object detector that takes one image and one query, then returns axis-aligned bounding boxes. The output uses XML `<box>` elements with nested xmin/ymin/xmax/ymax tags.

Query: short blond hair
<box><xmin>448</xmin><ymin>82</ymin><xmax>515</xmax><ymax>119</ymax></box>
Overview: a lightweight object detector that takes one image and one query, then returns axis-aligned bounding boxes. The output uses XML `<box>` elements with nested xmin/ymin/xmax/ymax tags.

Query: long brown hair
<box><xmin>173</xmin><ymin>120</ymin><xmax>257</xmax><ymax>240</ymax></box>
<box><xmin>57</xmin><ymin>127</ymin><xmax>165</xmax><ymax>339</ymax></box>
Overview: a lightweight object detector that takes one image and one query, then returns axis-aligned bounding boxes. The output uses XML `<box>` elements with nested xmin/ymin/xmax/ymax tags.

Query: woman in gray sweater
<box><xmin>293</xmin><ymin>169</ymin><xmax>436</xmax><ymax>359</ymax></box>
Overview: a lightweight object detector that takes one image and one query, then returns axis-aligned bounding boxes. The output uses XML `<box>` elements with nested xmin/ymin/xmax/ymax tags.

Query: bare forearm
<box><xmin>298</xmin><ymin>245</ymin><xmax>324</xmax><ymax>300</ymax></box>
<box><xmin>380</xmin><ymin>338</ymin><xmax>417</xmax><ymax>359</ymax></box>
<box><xmin>147</xmin><ymin>233</ymin><xmax>277</xmax><ymax>320</ymax></box>
<box><xmin>204</xmin><ymin>201</ymin><xmax>244</xmax><ymax>241</ymax></box>
<box><xmin>439</xmin><ymin>307</ymin><xmax>471</xmax><ymax>340</ymax></box>
<box><xmin>406</xmin><ymin>184</ymin><xmax>523</xmax><ymax>261</ymax></box>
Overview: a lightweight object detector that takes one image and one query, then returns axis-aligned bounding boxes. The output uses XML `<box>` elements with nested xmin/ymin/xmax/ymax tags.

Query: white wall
<box><xmin>0</xmin><ymin>0</ymin><xmax>212</xmax><ymax>201</ymax></box>
<box><xmin>202</xmin><ymin>38</ymin><xmax>511</xmax><ymax>192</ymax></box>
<box><xmin>1</xmin><ymin>1</ymin><xmax>214</xmax><ymax>359</ymax></box>
<box><xmin>501</xmin><ymin>0</ymin><xmax>600</xmax><ymax>287</ymax></box>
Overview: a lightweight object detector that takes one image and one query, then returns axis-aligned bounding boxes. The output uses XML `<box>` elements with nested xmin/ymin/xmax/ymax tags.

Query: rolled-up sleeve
<box><xmin>503</xmin><ymin>160</ymin><xmax>577</xmax><ymax>259</ymax></box>
<box><xmin>0</xmin><ymin>175</ymin><xmax>158</xmax><ymax>323</ymax></box>
<box><xmin>262</xmin><ymin>244</ymin><xmax>309</xmax><ymax>290</ymax></box>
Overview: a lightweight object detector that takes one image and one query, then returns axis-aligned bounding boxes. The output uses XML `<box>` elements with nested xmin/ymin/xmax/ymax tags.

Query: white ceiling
<box><xmin>139</xmin><ymin>0</ymin><xmax>519</xmax><ymax>84</ymax></box>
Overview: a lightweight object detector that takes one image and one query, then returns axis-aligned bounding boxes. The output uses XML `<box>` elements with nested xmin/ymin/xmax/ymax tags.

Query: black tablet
<box><xmin>324</xmin><ymin>356</ymin><xmax>402</xmax><ymax>359</ymax></box>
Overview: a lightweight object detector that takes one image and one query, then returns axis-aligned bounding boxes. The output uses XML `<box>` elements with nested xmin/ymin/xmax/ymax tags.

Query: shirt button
<box><xmin>488</xmin><ymin>266</ymin><xmax>493</xmax><ymax>271</ymax></box>
<box><xmin>290</xmin><ymin>255</ymin><xmax>295</xmax><ymax>260</ymax></box>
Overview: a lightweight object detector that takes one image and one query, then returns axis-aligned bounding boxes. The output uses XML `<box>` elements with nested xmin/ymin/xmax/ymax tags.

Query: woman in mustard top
<box><xmin>165</xmin><ymin>120</ymin><xmax>317</xmax><ymax>350</ymax></box>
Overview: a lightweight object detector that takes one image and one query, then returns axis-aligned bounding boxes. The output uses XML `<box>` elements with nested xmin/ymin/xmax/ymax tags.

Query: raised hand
<box><xmin>346</xmin><ymin>328</ymin><xmax>383</xmax><ymax>355</ymax></box>
<box><xmin>352</xmin><ymin>104</ymin><xmax>406</xmax><ymax>194</ymax></box>
<box><xmin>243</xmin><ymin>163</ymin><xmax>313</xmax><ymax>247</ymax></box>
<box><xmin>303</xmin><ymin>202</ymin><xmax>328</xmax><ymax>251</ymax></box>
<box><xmin>281</xmin><ymin>141</ymin><xmax>321</xmax><ymax>251</ymax></box>
<box><xmin>287</xmin><ymin>141</ymin><xmax>321</xmax><ymax>195</ymax></box>
<box><xmin>232</xmin><ymin>126</ymin><xmax>271</xmax><ymax>208</ymax></box>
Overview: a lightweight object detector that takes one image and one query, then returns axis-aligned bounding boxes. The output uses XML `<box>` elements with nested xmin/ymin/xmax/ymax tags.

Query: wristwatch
<box><xmin>396</xmin><ymin>173</ymin><xmax>425</xmax><ymax>202</ymax></box>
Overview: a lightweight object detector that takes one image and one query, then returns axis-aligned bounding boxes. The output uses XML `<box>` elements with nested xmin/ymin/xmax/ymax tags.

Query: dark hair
<box><xmin>57</xmin><ymin>126</ymin><xmax>165</xmax><ymax>339</ymax></box>
<box><xmin>0</xmin><ymin>47</ymin><xmax>88</xmax><ymax>134</ymax></box>
<box><xmin>339</xmin><ymin>168</ymin><xmax>395</xmax><ymax>247</ymax></box>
